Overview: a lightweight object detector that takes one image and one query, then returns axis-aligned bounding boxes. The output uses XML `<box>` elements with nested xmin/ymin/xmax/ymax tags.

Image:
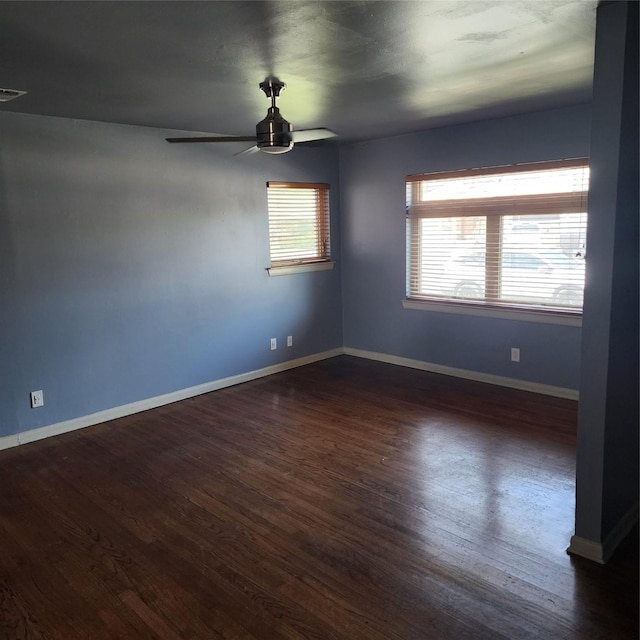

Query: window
<box><xmin>406</xmin><ymin>159</ymin><xmax>589</xmax><ymax>315</ymax></box>
<box><xmin>267</xmin><ymin>182</ymin><xmax>332</xmax><ymax>274</ymax></box>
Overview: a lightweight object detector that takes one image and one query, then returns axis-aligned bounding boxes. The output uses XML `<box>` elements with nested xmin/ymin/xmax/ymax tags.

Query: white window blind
<box><xmin>267</xmin><ymin>182</ymin><xmax>331</xmax><ymax>267</ymax></box>
<box><xmin>406</xmin><ymin>159</ymin><xmax>589</xmax><ymax>313</ymax></box>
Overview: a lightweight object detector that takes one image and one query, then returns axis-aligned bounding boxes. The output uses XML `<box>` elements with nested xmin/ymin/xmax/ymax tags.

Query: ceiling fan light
<box><xmin>260</xmin><ymin>144</ymin><xmax>293</xmax><ymax>154</ymax></box>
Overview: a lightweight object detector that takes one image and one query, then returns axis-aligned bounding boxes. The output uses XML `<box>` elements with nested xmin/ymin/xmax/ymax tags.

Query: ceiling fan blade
<box><xmin>166</xmin><ymin>135</ymin><xmax>258</xmax><ymax>144</ymax></box>
<box><xmin>234</xmin><ymin>145</ymin><xmax>260</xmax><ymax>156</ymax></box>
<box><xmin>291</xmin><ymin>128</ymin><xmax>338</xmax><ymax>143</ymax></box>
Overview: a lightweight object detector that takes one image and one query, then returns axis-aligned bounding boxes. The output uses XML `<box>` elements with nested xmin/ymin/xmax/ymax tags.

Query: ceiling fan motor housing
<box><xmin>256</xmin><ymin>106</ymin><xmax>293</xmax><ymax>154</ymax></box>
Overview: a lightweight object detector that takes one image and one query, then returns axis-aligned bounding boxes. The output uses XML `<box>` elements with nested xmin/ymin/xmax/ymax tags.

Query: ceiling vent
<box><xmin>0</xmin><ymin>88</ymin><xmax>27</xmax><ymax>103</ymax></box>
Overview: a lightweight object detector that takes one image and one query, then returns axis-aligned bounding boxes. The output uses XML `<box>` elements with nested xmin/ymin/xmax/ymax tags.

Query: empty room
<box><xmin>0</xmin><ymin>1</ymin><xmax>637</xmax><ymax>639</ymax></box>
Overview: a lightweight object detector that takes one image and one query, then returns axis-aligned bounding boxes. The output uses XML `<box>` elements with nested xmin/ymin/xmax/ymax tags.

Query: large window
<box><xmin>406</xmin><ymin>159</ymin><xmax>589</xmax><ymax>315</ymax></box>
<box><xmin>267</xmin><ymin>182</ymin><xmax>331</xmax><ymax>271</ymax></box>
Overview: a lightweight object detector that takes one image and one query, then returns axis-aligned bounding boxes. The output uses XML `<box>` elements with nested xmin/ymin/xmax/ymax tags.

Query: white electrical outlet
<box><xmin>270</xmin><ymin>338</ymin><xmax>277</xmax><ymax>350</ymax></box>
<box><xmin>511</xmin><ymin>348</ymin><xmax>520</xmax><ymax>363</ymax></box>
<box><xmin>287</xmin><ymin>335</ymin><xmax>293</xmax><ymax>347</ymax></box>
<box><xmin>30</xmin><ymin>390</ymin><xmax>44</xmax><ymax>408</ymax></box>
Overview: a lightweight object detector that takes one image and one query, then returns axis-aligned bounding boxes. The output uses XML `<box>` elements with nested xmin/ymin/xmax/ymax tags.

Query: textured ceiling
<box><xmin>0</xmin><ymin>1</ymin><xmax>597</xmax><ymax>143</ymax></box>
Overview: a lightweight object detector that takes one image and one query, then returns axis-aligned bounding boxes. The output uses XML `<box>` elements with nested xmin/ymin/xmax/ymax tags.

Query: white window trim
<box><xmin>402</xmin><ymin>298</ymin><xmax>582</xmax><ymax>326</ymax></box>
<box><xmin>267</xmin><ymin>261</ymin><xmax>335</xmax><ymax>277</ymax></box>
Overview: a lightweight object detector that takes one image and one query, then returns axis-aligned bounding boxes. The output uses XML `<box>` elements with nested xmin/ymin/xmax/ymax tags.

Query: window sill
<box><xmin>267</xmin><ymin>261</ymin><xmax>335</xmax><ymax>277</ymax></box>
<box><xmin>402</xmin><ymin>298</ymin><xmax>582</xmax><ymax>327</ymax></box>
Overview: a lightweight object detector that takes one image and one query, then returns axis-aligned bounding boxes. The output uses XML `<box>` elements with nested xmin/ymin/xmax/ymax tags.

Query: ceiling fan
<box><xmin>166</xmin><ymin>78</ymin><xmax>337</xmax><ymax>154</ymax></box>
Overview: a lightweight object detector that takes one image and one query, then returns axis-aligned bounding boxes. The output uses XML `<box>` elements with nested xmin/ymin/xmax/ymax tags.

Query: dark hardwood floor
<box><xmin>0</xmin><ymin>356</ymin><xmax>637</xmax><ymax>639</ymax></box>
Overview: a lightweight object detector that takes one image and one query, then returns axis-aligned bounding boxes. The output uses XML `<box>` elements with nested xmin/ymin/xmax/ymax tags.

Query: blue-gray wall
<box><xmin>0</xmin><ymin>103</ymin><xmax>595</xmax><ymax>443</ymax></box>
<box><xmin>575</xmin><ymin>0</ymin><xmax>639</xmax><ymax>548</ymax></box>
<box><xmin>339</xmin><ymin>104</ymin><xmax>591</xmax><ymax>389</ymax></box>
<box><xmin>0</xmin><ymin>112</ymin><xmax>342</xmax><ymax>438</ymax></box>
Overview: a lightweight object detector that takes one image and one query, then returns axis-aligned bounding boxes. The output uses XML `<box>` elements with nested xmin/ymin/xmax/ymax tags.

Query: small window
<box><xmin>267</xmin><ymin>182</ymin><xmax>331</xmax><ymax>271</ymax></box>
<box><xmin>406</xmin><ymin>159</ymin><xmax>589</xmax><ymax>314</ymax></box>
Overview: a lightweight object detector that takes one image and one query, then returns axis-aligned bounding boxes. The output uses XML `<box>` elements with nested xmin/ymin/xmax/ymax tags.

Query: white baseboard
<box><xmin>567</xmin><ymin>501</ymin><xmax>639</xmax><ymax>564</ymax></box>
<box><xmin>0</xmin><ymin>345</ymin><xmax>578</xmax><ymax>452</ymax></box>
<box><xmin>566</xmin><ymin>536</ymin><xmax>606</xmax><ymax>564</ymax></box>
<box><xmin>0</xmin><ymin>348</ymin><xmax>343</xmax><ymax>452</ymax></box>
<box><xmin>0</xmin><ymin>434</ymin><xmax>20</xmax><ymax>450</ymax></box>
<box><xmin>343</xmin><ymin>347</ymin><xmax>579</xmax><ymax>400</ymax></box>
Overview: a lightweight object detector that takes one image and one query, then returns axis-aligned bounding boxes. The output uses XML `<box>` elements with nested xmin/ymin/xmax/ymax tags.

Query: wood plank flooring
<box><xmin>0</xmin><ymin>356</ymin><xmax>637</xmax><ymax>639</ymax></box>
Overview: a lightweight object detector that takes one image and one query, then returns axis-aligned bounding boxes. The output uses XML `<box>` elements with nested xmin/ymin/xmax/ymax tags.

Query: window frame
<box><xmin>266</xmin><ymin>181</ymin><xmax>334</xmax><ymax>276</ymax></box>
<box><xmin>405</xmin><ymin>159</ymin><xmax>589</xmax><ymax>321</ymax></box>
